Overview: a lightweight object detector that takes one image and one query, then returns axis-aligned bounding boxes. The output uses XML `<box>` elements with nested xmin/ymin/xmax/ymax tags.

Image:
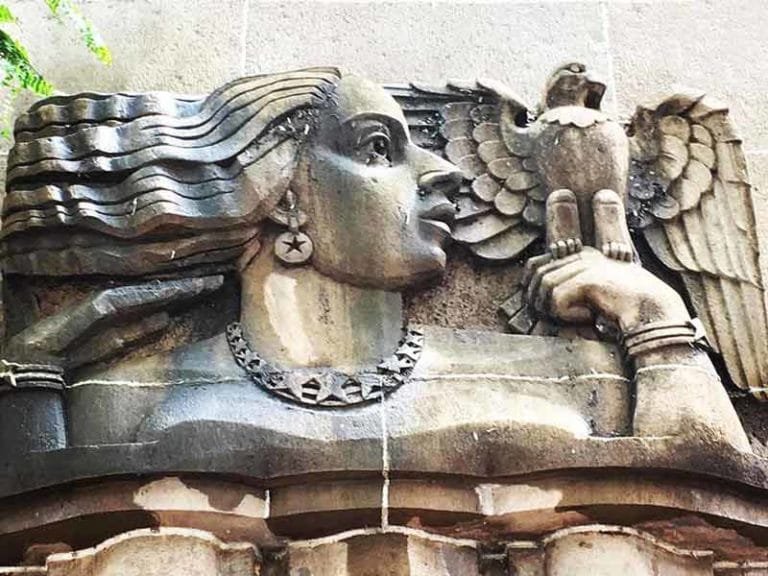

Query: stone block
<box><xmin>9</xmin><ymin>0</ymin><xmax>247</xmax><ymax>94</ymax></box>
<box><xmin>246</xmin><ymin>1</ymin><xmax>616</xmax><ymax>113</ymax></box>
<box><xmin>268</xmin><ymin>480</ymin><xmax>384</xmax><ymax>539</ymax></box>
<box><xmin>509</xmin><ymin>525</ymin><xmax>714</xmax><ymax>576</ymax></box>
<box><xmin>40</xmin><ymin>528</ymin><xmax>257</xmax><ymax>576</ymax></box>
<box><xmin>283</xmin><ymin>532</ymin><xmax>479</xmax><ymax>576</ymax></box>
<box><xmin>608</xmin><ymin>1</ymin><xmax>768</xmax><ymax>150</ymax></box>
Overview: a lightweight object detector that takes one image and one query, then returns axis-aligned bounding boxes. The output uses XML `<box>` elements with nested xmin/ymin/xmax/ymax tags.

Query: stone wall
<box><xmin>5</xmin><ymin>0</ymin><xmax>767</xmax><ymax>236</ymax></box>
<box><xmin>5</xmin><ymin>0</ymin><xmax>768</xmax><ymax>447</ymax></box>
<box><xmin>3</xmin><ymin>3</ymin><xmax>765</xmax><ymax>158</ymax></box>
<box><xmin>3</xmin><ymin>0</ymin><xmax>767</xmax><ymax>253</ymax></box>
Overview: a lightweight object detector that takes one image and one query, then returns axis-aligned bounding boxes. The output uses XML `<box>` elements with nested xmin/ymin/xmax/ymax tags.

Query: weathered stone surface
<box><xmin>748</xmin><ymin>152</ymin><xmax>768</xmax><ymax>280</ymax></box>
<box><xmin>608</xmin><ymin>1</ymin><xmax>768</xmax><ymax>150</ymax></box>
<box><xmin>0</xmin><ymin>477</ymin><xmax>273</xmax><ymax>566</ymax></box>
<box><xmin>245</xmin><ymin>1</ymin><xmax>615</xmax><ymax>114</ymax></box>
<box><xmin>268</xmin><ymin>480</ymin><xmax>384</xmax><ymax>539</ymax></box>
<box><xmin>283</xmin><ymin>532</ymin><xmax>479</xmax><ymax>576</ymax></box>
<box><xmin>509</xmin><ymin>525</ymin><xmax>714</xmax><ymax>576</ymax></box>
<box><xmin>11</xmin><ymin>0</ymin><xmax>246</xmax><ymax>94</ymax></box>
<box><xmin>0</xmin><ymin>15</ymin><xmax>767</xmax><ymax>571</ymax></box>
<box><xmin>22</xmin><ymin>528</ymin><xmax>258</xmax><ymax>576</ymax></box>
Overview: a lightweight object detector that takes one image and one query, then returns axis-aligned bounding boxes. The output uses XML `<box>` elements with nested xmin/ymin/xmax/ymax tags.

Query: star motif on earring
<box><xmin>274</xmin><ymin>230</ymin><xmax>313</xmax><ymax>265</ymax></box>
<box><xmin>283</xmin><ymin>235</ymin><xmax>307</xmax><ymax>253</ymax></box>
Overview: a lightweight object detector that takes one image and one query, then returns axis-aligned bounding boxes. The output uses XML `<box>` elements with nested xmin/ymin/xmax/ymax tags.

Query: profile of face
<box><xmin>291</xmin><ymin>75</ymin><xmax>463</xmax><ymax>291</ymax></box>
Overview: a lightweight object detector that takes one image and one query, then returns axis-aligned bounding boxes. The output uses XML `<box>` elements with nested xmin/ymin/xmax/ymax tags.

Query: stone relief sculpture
<box><xmin>0</xmin><ymin>66</ymin><xmax>747</xmax><ymax>442</ymax></box>
<box><xmin>0</xmin><ymin>65</ymin><xmax>767</xmax><ymax>573</ymax></box>
<box><xmin>390</xmin><ymin>62</ymin><xmax>768</xmax><ymax>401</ymax></box>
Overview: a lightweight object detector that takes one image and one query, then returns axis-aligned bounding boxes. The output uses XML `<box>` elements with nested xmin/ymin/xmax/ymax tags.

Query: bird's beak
<box><xmin>583</xmin><ymin>74</ymin><xmax>607</xmax><ymax>110</ymax></box>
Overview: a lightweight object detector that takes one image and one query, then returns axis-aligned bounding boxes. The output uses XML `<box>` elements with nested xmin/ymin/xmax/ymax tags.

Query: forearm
<box><xmin>630</xmin><ymin>342</ymin><xmax>750</xmax><ymax>452</ymax></box>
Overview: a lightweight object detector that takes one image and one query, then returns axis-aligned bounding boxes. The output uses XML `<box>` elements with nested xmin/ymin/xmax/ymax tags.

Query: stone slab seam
<box><xmin>600</xmin><ymin>1</ymin><xmax>620</xmax><ymax>116</ymax></box>
<box><xmin>381</xmin><ymin>390</ymin><xmax>390</xmax><ymax>529</ymax></box>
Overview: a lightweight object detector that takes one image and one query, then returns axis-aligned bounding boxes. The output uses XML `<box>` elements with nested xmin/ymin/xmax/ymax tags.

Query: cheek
<box><xmin>308</xmin><ymin>154</ymin><xmax>415</xmax><ymax>246</ymax></box>
<box><xmin>302</xmin><ymin>152</ymin><xmax>440</xmax><ymax>286</ymax></box>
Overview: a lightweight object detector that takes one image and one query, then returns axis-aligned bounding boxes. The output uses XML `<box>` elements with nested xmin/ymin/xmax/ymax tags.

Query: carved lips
<box><xmin>418</xmin><ymin>202</ymin><xmax>457</xmax><ymax>239</ymax></box>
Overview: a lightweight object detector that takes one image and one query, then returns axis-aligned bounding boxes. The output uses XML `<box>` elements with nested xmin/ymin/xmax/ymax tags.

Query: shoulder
<box><xmin>76</xmin><ymin>333</ymin><xmax>245</xmax><ymax>385</ymax></box>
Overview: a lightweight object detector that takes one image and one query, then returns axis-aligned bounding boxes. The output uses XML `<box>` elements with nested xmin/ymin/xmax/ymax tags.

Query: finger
<box><xmin>526</xmin><ymin>252</ymin><xmax>582</xmax><ymax>306</ymax></box>
<box><xmin>14</xmin><ymin>276</ymin><xmax>224</xmax><ymax>356</ymax></box>
<box><xmin>550</xmin><ymin>280</ymin><xmax>594</xmax><ymax>325</ymax></box>
<box><xmin>534</xmin><ymin>261</ymin><xmax>588</xmax><ymax>315</ymax></box>
<box><xmin>522</xmin><ymin>253</ymin><xmax>554</xmax><ymax>286</ymax></box>
<box><xmin>558</xmin><ymin>302</ymin><xmax>593</xmax><ymax>324</ymax></box>
<box><xmin>67</xmin><ymin>312</ymin><xmax>170</xmax><ymax>369</ymax></box>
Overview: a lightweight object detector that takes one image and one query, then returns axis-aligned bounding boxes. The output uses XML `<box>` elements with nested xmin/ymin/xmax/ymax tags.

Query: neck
<box><xmin>238</xmin><ymin>242</ymin><xmax>404</xmax><ymax>371</ymax></box>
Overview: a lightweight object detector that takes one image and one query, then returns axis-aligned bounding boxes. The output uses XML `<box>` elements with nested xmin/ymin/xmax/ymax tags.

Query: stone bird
<box><xmin>389</xmin><ymin>65</ymin><xmax>768</xmax><ymax>400</ymax></box>
<box><xmin>474</xmin><ymin>62</ymin><xmax>633</xmax><ymax>261</ymax></box>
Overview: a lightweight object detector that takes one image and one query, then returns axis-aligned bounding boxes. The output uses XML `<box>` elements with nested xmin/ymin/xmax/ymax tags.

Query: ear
<box><xmin>238</xmin><ymin>135</ymin><xmax>302</xmax><ymax>225</ymax></box>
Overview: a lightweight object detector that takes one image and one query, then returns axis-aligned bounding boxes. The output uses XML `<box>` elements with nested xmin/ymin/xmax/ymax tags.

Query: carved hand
<box><xmin>2</xmin><ymin>276</ymin><xmax>223</xmax><ymax>370</ymax></box>
<box><xmin>523</xmin><ymin>247</ymin><xmax>689</xmax><ymax>334</ymax></box>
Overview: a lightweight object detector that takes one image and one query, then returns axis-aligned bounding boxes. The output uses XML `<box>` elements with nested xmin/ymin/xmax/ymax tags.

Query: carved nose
<box><xmin>418</xmin><ymin>169</ymin><xmax>462</xmax><ymax>199</ymax></box>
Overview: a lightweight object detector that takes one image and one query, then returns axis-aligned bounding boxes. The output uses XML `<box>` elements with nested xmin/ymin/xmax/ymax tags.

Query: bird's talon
<box><xmin>551</xmin><ymin>238</ymin><xmax>583</xmax><ymax>259</ymax></box>
<box><xmin>603</xmin><ymin>242</ymin><xmax>633</xmax><ymax>261</ymax></box>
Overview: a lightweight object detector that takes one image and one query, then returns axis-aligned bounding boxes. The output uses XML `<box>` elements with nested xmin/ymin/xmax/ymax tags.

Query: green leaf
<box><xmin>43</xmin><ymin>0</ymin><xmax>112</xmax><ymax>65</ymax></box>
<box><xmin>0</xmin><ymin>29</ymin><xmax>52</xmax><ymax>96</ymax></box>
<box><xmin>0</xmin><ymin>5</ymin><xmax>16</xmax><ymax>24</ymax></box>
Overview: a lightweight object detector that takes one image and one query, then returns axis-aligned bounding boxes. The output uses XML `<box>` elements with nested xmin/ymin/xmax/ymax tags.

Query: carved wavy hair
<box><xmin>0</xmin><ymin>68</ymin><xmax>342</xmax><ymax>276</ymax></box>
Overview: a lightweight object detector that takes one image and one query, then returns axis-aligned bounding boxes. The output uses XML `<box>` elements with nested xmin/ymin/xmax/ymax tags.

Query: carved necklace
<box><xmin>225</xmin><ymin>322</ymin><xmax>424</xmax><ymax>407</ymax></box>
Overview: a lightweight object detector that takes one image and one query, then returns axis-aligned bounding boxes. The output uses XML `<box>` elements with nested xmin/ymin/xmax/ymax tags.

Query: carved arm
<box><xmin>522</xmin><ymin>247</ymin><xmax>751</xmax><ymax>451</ymax></box>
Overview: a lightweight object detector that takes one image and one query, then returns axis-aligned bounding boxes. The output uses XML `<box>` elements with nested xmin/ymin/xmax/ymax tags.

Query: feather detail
<box><xmin>494</xmin><ymin>189</ymin><xmax>526</xmax><ymax>216</ymax></box>
<box><xmin>476</xmin><ymin>140</ymin><xmax>508</xmax><ymax>163</ymax></box>
<box><xmin>471</xmin><ymin>174</ymin><xmax>500</xmax><ymax>202</ymax></box>
<box><xmin>689</xmin><ymin>142</ymin><xmax>715</xmax><ymax>168</ymax></box>
<box><xmin>469</xmin><ymin>225</ymin><xmax>539</xmax><ymax>261</ymax></box>
<box><xmin>445</xmin><ymin>137</ymin><xmax>476</xmax><ymax>163</ymax></box>
<box><xmin>659</xmin><ymin>115</ymin><xmax>691</xmax><ymax>140</ymax></box>
<box><xmin>456</xmin><ymin>155</ymin><xmax>486</xmax><ymax>179</ymax></box>
<box><xmin>488</xmin><ymin>157</ymin><xmax>523</xmax><ymax>179</ymax></box>
<box><xmin>505</xmin><ymin>171</ymin><xmax>540</xmax><ymax>192</ymax></box>
<box><xmin>387</xmin><ymin>81</ymin><xmax>543</xmax><ymax>262</ymax></box>
<box><xmin>522</xmin><ymin>201</ymin><xmax>545</xmax><ymax>227</ymax></box>
<box><xmin>691</xmin><ymin>124</ymin><xmax>713</xmax><ymax>146</ymax></box>
<box><xmin>441</xmin><ymin>119</ymin><xmax>474</xmax><ymax>140</ymax></box>
<box><xmin>658</xmin><ymin>135</ymin><xmax>689</xmax><ymax>181</ymax></box>
<box><xmin>455</xmin><ymin>196</ymin><xmax>494</xmax><ymax>221</ymax></box>
<box><xmin>631</xmin><ymin>88</ymin><xmax>768</xmax><ymax>398</ymax></box>
<box><xmin>451</xmin><ymin>213</ymin><xmax>519</xmax><ymax>244</ymax></box>
<box><xmin>473</xmin><ymin>122</ymin><xmax>501</xmax><ymax>143</ymax></box>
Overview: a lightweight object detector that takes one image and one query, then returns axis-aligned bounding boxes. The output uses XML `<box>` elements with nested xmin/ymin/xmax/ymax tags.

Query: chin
<box><xmin>388</xmin><ymin>246</ymin><xmax>447</xmax><ymax>290</ymax></box>
<box><xmin>312</xmin><ymin>238</ymin><xmax>448</xmax><ymax>291</ymax></box>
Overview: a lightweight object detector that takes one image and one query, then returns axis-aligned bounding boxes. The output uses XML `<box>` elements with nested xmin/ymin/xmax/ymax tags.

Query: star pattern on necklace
<box><xmin>226</xmin><ymin>322</ymin><xmax>424</xmax><ymax>407</ymax></box>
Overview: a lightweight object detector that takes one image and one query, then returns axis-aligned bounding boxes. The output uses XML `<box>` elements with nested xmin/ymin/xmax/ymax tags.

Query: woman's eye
<box><xmin>359</xmin><ymin>133</ymin><xmax>392</xmax><ymax>166</ymax></box>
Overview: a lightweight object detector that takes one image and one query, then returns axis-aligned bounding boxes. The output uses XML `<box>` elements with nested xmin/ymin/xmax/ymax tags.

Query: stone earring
<box><xmin>273</xmin><ymin>190</ymin><xmax>314</xmax><ymax>265</ymax></box>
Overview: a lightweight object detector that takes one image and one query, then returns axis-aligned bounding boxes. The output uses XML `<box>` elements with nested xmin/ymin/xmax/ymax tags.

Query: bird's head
<box><xmin>542</xmin><ymin>62</ymin><xmax>606</xmax><ymax>112</ymax></box>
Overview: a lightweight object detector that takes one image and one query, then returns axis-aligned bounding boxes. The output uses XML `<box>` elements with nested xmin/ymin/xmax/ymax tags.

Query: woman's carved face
<box><xmin>292</xmin><ymin>75</ymin><xmax>462</xmax><ymax>290</ymax></box>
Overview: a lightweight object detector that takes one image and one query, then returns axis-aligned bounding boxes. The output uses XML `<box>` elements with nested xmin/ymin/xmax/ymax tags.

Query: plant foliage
<box><xmin>0</xmin><ymin>1</ymin><xmax>111</xmax><ymax>137</ymax></box>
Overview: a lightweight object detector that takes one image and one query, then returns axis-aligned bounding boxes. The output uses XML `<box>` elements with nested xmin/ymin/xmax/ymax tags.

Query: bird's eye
<box><xmin>569</xmin><ymin>63</ymin><xmax>584</xmax><ymax>73</ymax></box>
<box><xmin>359</xmin><ymin>132</ymin><xmax>392</xmax><ymax>166</ymax></box>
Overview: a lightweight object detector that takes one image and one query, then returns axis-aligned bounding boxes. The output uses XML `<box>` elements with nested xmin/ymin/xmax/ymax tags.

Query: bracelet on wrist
<box><xmin>623</xmin><ymin>318</ymin><xmax>711</xmax><ymax>359</ymax></box>
<box><xmin>0</xmin><ymin>359</ymin><xmax>65</xmax><ymax>391</ymax></box>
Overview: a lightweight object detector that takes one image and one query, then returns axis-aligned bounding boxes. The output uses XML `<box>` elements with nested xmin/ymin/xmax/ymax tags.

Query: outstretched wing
<box><xmin>629</xmin><ymin>90</ymin><xmax>768</xmax><ymax>399</ymax></box>
<box><xmin>386</xmin><ymin>82</ymin><xmax>545</xmax><ymax>261</ymax></box>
